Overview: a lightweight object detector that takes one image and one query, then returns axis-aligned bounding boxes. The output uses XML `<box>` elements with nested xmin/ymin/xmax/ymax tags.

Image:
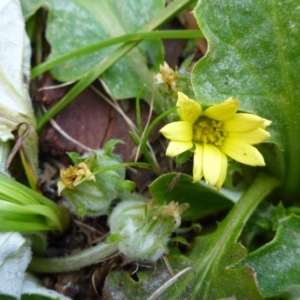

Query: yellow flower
<box><xmin>57</xmin><ymin>162</ymin><xmax>96</xmax><ymax>195</ymax></box>
<box><xmin>155</xmin><ymin>62</ymin><xmax>179</xmax><ymax>91</ymax></box>
<box><xmin>160</xmin><ymin>92</ymin><xmax>271</xmax><ymax>190</ymax></box>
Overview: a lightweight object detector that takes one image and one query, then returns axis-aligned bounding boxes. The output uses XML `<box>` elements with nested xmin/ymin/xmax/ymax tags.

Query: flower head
<box><xmin>57</xmin><ymin>162</ymin><xmax>95</xmax><ymax>195</ymax></box>
<box><xmin>155</xmin><ymin>62</ymin><xmax>179</xmax><ymax>91</ymax></box>
<box><xmin>108</xmin><ymin>199</ymin><xmax>188</xmax><ymax>262</ymax></box>
<box><xmin>160</xmin><ymin>92</ymin><xmax>271</xmax><ymax>189</ymax></box>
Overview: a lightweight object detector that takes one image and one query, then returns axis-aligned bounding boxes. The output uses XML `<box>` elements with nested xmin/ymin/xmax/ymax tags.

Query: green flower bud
<box><xmin>108</xmin><ymin>199</ymin><xmax>189</xmax><ymax>262</ymax></box>
<box><xmin>58</xmin><ymin>140</ymin><xmax>128</xmax><ymax>216</ymax></box>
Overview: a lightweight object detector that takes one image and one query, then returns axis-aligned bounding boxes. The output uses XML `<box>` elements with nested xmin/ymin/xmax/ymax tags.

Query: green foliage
<box><xmin>0</xmin><ymin>173</ymin><xmax>69</xmax><ymax>232</ymax></box>
<box><xmin>5</xmin><ymin>0</ymin><xmax>299</xmax><ymax>297</ymax></box>
<box><xmin>242</xmin><ymin>202</ymin><xmax>287</xmax><ymax>251</ymax></box>
<box><xmin>0</xmin><ymin>0</ymin><xmax>38</xmax><ymax>175</ymax></box>
<box><xmin>21</xmin><ymin>0</ymin><xmax>164</xmax><ymax>103</ymax></box>
<box><xmin>175</xmin><ymin>150</ymin><xmax>193</xmax><ymax>167</ymax></box>
<box><xmin>241</xmin><ymin>215</ymin><xmax>300</xmax><ymax>299</ymax></box>
<box><xmin>104</xmin><ymin>255</ymin><xmax>191</xmax><ymax>299</ymax></box>
<box><xmin>63</xmin><ymin>145</ymin><xmax>127</xmax><ymax>216</ymax></box>
<box><xmin>150</xmin><ymin>172</ymin><xmax>233</xmax><ymax>219</ymax></box>
<box><xmin>108</xmin><ymin>199</ymin><xmax>188</xmax><ymax>262</ymax></box>
<box><xmin>153</xmin><ymin>175</ymin><xmax>279</xmax><ymax>299</ymax></box>
<box><xmin>0</xmin><ymin>233</ymin><xmax>70</xmax><ymax>300</ymax></box>
<box><xmin>0</xmin><ymin>232</ymin><xmax>31</xmax><ymax>299</ymax></box>
<box><xmin>105</xmin><ymin>175</ymin><xmax>278</xmax><ymax>299</ymax></box>
<box><xmin>192</xmin><ymin>0</ymin><xmax>300</xmax><ymax>198</ymax></box>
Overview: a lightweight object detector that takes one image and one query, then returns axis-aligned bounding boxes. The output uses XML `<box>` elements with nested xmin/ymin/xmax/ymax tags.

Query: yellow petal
<box><xmin>57</xmin><ymin>181</ymin><xmax>66</xmax><ymax>196</ymax></box>
<box><xmin>193</xmin><ymin>143</ymin><xmax>203</xmax><ymax>182</ymax></box>
<box><xmin>261</xmin><ymin>119</ymin><xmax>272</xmax><ymax>129</ymax></box>
<box><xmin>224</xmin><ymin>113</ymin><xmax>265</xmax><ymax>132</ymax></box>
<box><xmin>220</xmin><ymin>138</ymin><xmax>265</xmax><ymax>166</ymax></box>
<box><xmin>177</xmin><ymin>92</ymin><xmax>202</xmax><ymax>123</ymax></box>
<box><xmin>203</xmin><ymin>144</ymin><xmax>222</xmax><ymax>186</ymax></box>
<box><xmin>166</xmin><ymin>141</ymin><xmax>193</xmax><ymax>157</ymax></box>
<box><xmin>160</xmin><ymin>121</ymin><xmax>193</xmax><ymax>142</ymax></box>
<box><xmin>215</xmin><ymin>152</ymin><xmax>228</xmax><ymax>190</ymax></box>
<box><xmin>227</xmin><ymin>128</ymin><xmax>271</xmax><ymax>145</ymax></box>
<box><xmin>203</xmin><ymin>97</ymin><xmax>239</xmax><ymax>121</ymax></box>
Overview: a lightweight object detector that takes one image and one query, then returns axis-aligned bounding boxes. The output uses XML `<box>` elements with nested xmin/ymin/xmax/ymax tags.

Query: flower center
<box><xmin>193</xmin><ymin>117</ymin><xmax>227</xmax><ymax>146</ymax></box>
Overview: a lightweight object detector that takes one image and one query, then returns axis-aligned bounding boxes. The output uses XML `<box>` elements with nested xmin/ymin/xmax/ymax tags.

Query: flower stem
<box><xmin>217</xmin><ymin>174</ymin><xmax>280</xmax><ymax>244</ymax></box>
<box><xmin>28</xmin><ymin>242</ymin><xmax>119</xmax><ymax>273</ymax></box>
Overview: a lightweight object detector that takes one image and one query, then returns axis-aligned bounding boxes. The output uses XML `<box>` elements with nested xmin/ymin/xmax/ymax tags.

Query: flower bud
<box><xmin>108</xmin><ymin>199</ymin><xmax>189</xmax><ymax>262</ymax></box>
<box><xmin>155</xmin><ymin>62</ymin><xmax>179</xmax><ymax>91</ymax></box>
<box><xmin>58</xmin><ymin>140</ymin><xmax>129</xmax><ymax>216</ymax></box>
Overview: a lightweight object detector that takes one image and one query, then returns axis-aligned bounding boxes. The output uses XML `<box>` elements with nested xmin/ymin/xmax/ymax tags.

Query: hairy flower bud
<box><xmin>155</xmin><ymin>62</ymin><xmax>179</xmax><ymax>91</ymax></box>
<box><xmin>108</xmin><ymin>199</ymin><xmax>189</xmax><ymax>262</ymax></box>
<box><xmin>58</xmin><ymin>140</ymin><xmax>130</xmax><ymax>216</ymax></box>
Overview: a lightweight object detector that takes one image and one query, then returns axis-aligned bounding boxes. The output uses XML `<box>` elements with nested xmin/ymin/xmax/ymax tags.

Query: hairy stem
<box><xmin>28</xmin><ymin>242</ymin><xmax>118</xmax><ymax>273</ymax></box>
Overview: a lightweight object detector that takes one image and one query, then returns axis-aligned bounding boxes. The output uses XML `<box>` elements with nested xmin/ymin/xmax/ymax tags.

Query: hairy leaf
<box><xmin>192</xmin><ymin>0</ymin><xmax>300</xmax><ymax>197</ymax></box>
<box><xmin>241</xmin><ymin>215</ymin><xmax>300</xmax><ymax>299</ymax></box>
<box><xmin>0</xmin><ymin>232</ymin><xmax>31</xmax><ymax>299</ymax></box>
<box><xmin>0</xmin><ymin>0</ymin><xmax>38</xmax><ymax>174</ymax></box>
<box><xmin>21</xmin><ymin>0</ymin><xmax>164</xmax><ymax>103</ymax></box>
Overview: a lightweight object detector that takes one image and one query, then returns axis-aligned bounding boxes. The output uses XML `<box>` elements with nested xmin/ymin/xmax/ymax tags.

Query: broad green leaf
<box><xmin>21</xmin><ymin>273</ymin><xmax>71</xmax><ymax>300</ymax></box>
<box><xmin>21</xmin><ymin>0</ymin><xmax>164</xmax><ymax>103</ymax></box>
<box><xmin>0</xmin><ymin>232</ymin><xmax>31</xmax><ymax>299</ymax></box>
<box><xmin>149</xmin><ymin>175</ymin><xmax>278</xmax><ymax>299</ymax></box>
<box><xmin>192</xmin><ymin>0</ymin><xmax>300</xmax><ymax>197</ymax></box>
<box><xmin>242</xmin><ymin>202</ymin><xmax>287</xmax><ymax>251</ymax></box>
<box><xmin>104</xmin><ymin>217</ymin><xmax>262</xmax><ymax>300</ymax></box>
<box><xmin>192</xmin><ymin>0</ymin><xmax>300</xmax><ymax>198</ymax></box>
<box><xmin>241</xmin><ymin>215</ymin><xmax>300</xmax><ymax>299</ymax></box>
<box><xmin>104</xmin><ymin>255</ymin><xmax>192</xmax><ymax>300</ymax></box>
<box><xmin>0</xmin><ymin>232</ymin><xmax>70</xmax><ymax>300</ymax></box>
<box><xmin>149</xmin><ymin>172</ymin><xmax>233</xmax><ymax>219</ymax></box>
<box><xmin>0</xmin><ymin>0</ymin><xmax>38</xmax><ymax>174</ymax></box>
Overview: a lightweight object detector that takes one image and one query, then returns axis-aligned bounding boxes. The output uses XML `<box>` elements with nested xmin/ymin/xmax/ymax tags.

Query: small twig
<box><xmin>91</xmin><ymin>83</ymin><xmax>138</xmax><ymax>134</ymax></box>
<box><xmin>162</xmin><ymin>256</ymin><xmax>175</xmax><ymax>277</ymax></box>
<box><xmin>91</xmin><ymin>83</ymin><xmax>158</xmax><ymax>166</ymax></box>
<box><xmin>42</xmin><ymin>105</ymin><xmax>94</xmax><ymax>152</ymax></box>
<box><xmin>5</xmin><ymin>122</ymin><xmax>30</xmax><ymax>170</ymax></box>
<box><xmin>146</xmin><ymin>267</ymin><xmax>194</xmax><ymax>300</ymax></box>
<box><xmin>38</xmin><ymin>80</ymin><xmax>76</xmax><ymax>91</ymax></box>
<box><xmin>166</xmin><ymin>173</ymin><xmax>182</xmax><ymax>193</ymax></box>
<box><xmin>91</xmin><ymin>269</ymin><xmax>101</xmax><ymax>298</ymax></box>
<box><xmin>131</xmin><ymin>263</ymin><xmax>139</xmax><ymax>275</ymax></box>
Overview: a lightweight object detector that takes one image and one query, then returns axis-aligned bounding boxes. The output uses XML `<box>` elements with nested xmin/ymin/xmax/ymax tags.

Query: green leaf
<box><xmin>104</xmin><ymin>139</ymin><xmax>124</xmax><ymax>155</ymax></box>
<box><xmin>0</xmin><ymin>232</ymin><xmax>70</xmax><ymax>299</ymax></box>
<box><xmin>149</xmin><ymin>172</ymin><xmax>233</xmax><ymax>219</ymax></box>
<box><xmin>241</xmin><ymin>215</ymin><xmax>300</xmax><ymax>299</ymax></box>
<box><xmin>21</xmin><ymin>274</ymin><xmax>71</xmax><ymax>300</ymax></box>
<box><xmin>0</xmin><ymin>173</ymin><xmax>70</xmax><ymax>232</ymax></box>
<box><xmin>104</xmin><ymin>255</ymin><xmax>192</xmax><ymax>300</ymax></box>
<box><xmin>0</xmin><ymin>0</ymin><xmax>38</xmax><ymax>174</ymax></box>
<box><xmin>23</xmin><ymin>232</ymin><xmax>47</xmax><ymax>256</ymax></box>
<box><xmin>148</xmin><ymin>174</ymin><xmax>278</xmax><ymax>299</ymax></box>
<box><xmin>191</xmin><ymin>0</ymin><xmax>300</xmax><ymax>197</ymax></box>
<box><xmin>21</xmin><ymin>0</ymin><xmax>164</xmax><ymax>102</ymax></box>
<box><xmin>175</xmin><ymin>150</ymin><xmax>193</xmax><ymax>167</ymax></box>
<box><xmin>0</xmin><ymin>232</ymin><xmax>31</xmax><ymax>299</ymax></box>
